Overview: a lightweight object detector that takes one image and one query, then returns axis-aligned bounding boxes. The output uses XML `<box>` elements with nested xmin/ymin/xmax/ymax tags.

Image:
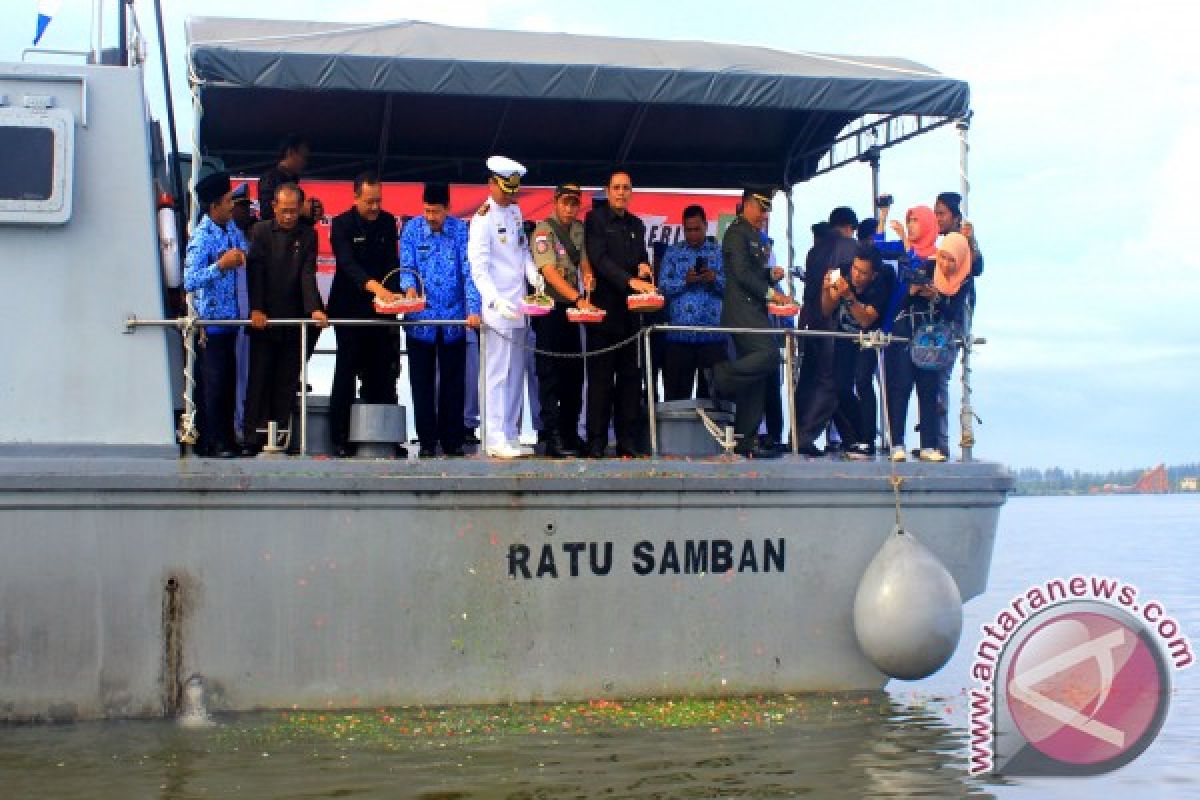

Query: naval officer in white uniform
<box><xmin>468</xmin><ymin>156</ymin><xmax>544</xmax><ymax>458</ymax></box>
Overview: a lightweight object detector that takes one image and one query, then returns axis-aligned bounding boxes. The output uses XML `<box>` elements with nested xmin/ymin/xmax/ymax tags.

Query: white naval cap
<box><xmin>487</xmin><ymin>155</ymin><xmax>527</xmax><ymax>193</ymax></box>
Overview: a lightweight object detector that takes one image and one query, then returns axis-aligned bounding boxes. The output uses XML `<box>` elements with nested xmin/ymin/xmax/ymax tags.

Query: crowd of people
<box><xmin>182</xmin><ymin>134</ymin><xmax>983</xmax><ymax>462</ymax></box>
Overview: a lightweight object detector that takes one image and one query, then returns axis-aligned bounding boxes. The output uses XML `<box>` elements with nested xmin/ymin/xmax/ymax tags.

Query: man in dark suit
<box><xmin>243</xmin><ymin>183</ymin><xmax>328</xmax><ymax>452</ymax></box>
<box><xmin>583</xmin><ymin>170</ymin><xmax>656</xmax><ymax>458</ymax></box>
<box><xmin>713</xmin><ymin>188</ymin><xmax>788</xmax><ymax>459</ymax></box>
<box><xmin>327</xmin><ymin>172</ymin><xmax>403</xmax><ymax>456</ymax></box>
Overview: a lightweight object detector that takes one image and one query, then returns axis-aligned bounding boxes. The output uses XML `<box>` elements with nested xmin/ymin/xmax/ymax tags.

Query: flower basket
<box><xmin>519</xmin><ymin>291</ymin><xmax>554</xmax><ymax>317</ymax></box>
<box><xmin>373</xmin><ymin>268</ymin><xmax>426</xmax><ymax>315</ymax></box>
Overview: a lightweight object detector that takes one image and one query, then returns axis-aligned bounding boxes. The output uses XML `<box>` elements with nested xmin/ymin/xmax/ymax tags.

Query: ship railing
<box><xmin>124</xmin><ymin>315</ymin><xmax>984</xmax><ymax>462</ymax></box>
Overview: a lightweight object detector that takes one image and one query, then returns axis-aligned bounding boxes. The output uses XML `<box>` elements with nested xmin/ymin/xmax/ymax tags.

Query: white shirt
<box><xmin>468</xmin><ymin>199</ymin><xmax>539</xmax><ymax>330</ymax></box>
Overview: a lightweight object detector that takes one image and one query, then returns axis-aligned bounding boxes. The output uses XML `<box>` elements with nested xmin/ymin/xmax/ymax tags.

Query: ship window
<box><xmin>0</xmin><ymin>127</ymin><xmax>55</xmax><ymax>201</ymax></box>
<box><xmin>0</xmin><ymin>107</ymin><xmax>74</xmax><ymax>225</ymax></box>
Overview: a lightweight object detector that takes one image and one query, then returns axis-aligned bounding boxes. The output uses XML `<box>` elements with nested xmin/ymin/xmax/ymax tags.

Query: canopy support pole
<box><xmin>785</xmin><ymin>186</ymin><xmax>796</xmax><ymax>297</ymax></box>
<box><xmin>957</xmin><ymin>112</ymin><xmax>972</xmax><ymax>217</ymax></box>
<box><xmin>865</xmin><ymin>146</ymin><xmax>881</xmax><ymax>215</ymax></box>
<box><xmin>375</xmin><ymin>94</ymin><xmax>394</xmax><ymax>178</ymax></box>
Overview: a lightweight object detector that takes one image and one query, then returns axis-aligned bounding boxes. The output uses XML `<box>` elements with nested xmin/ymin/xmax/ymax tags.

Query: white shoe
<box><xmin>486</xmin><ymin>442</ymin><xmax>524</xmax><ymax>459</ymax></box>
<box><xmin>918</xmin><ymin>448</ymin><xmax>947</xmax><ymax>463</ymax></box>
<box><xmin>890</xmin><ymin>446</ymin><xmax>908</xmax><ymax>462</ymax></box>
<box><xmin>512</xmin><ymin>441</ymin><xmax>535</xmax><ymax>457</ymax></box>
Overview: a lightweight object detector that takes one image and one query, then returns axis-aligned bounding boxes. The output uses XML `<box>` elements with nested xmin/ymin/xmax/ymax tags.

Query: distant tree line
<box><xmin>1012</xmin><ymin>463</ymin><xmax>1200</xmax><ymax>495</ymax></box>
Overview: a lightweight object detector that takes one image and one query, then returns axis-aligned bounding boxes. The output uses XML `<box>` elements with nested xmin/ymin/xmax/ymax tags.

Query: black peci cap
<box><xmin>423</xmin><ymin>182</ymin><xmax>450</xmax><ymax>206</ymax></box>
<box><xmin>195</xmin><ymin>171</ymin><xmax>232</xmax><ymax>207</ymax></box>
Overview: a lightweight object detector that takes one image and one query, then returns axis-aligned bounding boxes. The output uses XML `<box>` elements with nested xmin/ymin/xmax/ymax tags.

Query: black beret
<box><xmin>422</xmin><ymin>182</ymin><xmax>450</xmax><ymax>206</ymax></box>
<box><xmin>195</xmin><ymin>171</ymin><xmax>231</xmax><ymax>207</ymax></box>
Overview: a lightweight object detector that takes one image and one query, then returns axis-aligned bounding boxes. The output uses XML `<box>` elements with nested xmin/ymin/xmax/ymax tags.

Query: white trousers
<box><xmin>483</xmin><ymin>326</ymin><xmax>526</xmax><ymax>446</ymax></box>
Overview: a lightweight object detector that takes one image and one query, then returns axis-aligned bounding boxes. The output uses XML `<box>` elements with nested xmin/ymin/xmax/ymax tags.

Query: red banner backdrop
<box><xmin>234</xmin><ymin>179</ymin><xmax>741</xmax><ymax>273</ymax></box>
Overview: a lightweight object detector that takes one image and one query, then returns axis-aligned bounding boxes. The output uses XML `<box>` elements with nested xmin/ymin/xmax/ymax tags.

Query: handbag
<box><xmin>909</xmin><ymin>320</ymin><xmax>957</xmax><ymax>371</ymax></box>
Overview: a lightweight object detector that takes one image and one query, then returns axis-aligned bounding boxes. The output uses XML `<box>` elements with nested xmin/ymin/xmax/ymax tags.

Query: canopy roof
<box><xmin>186</xmin><ymin>17</ymin><xmax>970</xmax><ymax>188</ymax></box>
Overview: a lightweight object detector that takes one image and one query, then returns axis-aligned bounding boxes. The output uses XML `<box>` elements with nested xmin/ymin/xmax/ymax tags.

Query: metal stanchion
<box><xmin>478</xmin><ymin>325</ymin><xmax>488</xmax><ymax>450</ymax></box>
<box><xmin>784</xmin><ymin>331</ymin><xmax>798</xmax><ymax>455</ymax></box>
<box><xmin>299</xmin><ymin>321</ymin><xmax>308</xmax><ymax>456</ymax></box>
<box><xmin>643</xmin><ymin>328</ymin><xmax>657</xmax><ymax>457</ymax></box>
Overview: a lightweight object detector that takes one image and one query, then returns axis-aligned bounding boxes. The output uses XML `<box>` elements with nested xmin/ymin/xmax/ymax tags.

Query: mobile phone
<box><xmin>694</xmin><ymin>256</ymin><xmax>707</xmax><ymax>272</ymax></box>
<box><xmin>876</xmin><ymin>194</ymin><xmax>894</xmax><ymax>209</ymax></box>
<box><xmin>827</xmin><ymin>268</ymin><xmax>841</xmax><ymax>284</ymax></box>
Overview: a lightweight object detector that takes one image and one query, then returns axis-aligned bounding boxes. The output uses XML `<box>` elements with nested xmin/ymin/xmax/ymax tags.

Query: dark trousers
<box><xmin>330</xmin><ymin>324</ymin><xmax>399</xmax><ymax>449</ymax></box>
<box><xmin>407</xmin><ymin>331</ymin><xmax>465</xmax><ymax>453</ymax></box>
<box><xmin>662</xmin><ymin>339</ymin><xmax>727</xmax><ymax>401</ymax></box>
<box><xmin>763</xmin><ymin>359</ymin><xmax>784</xmax><ymax>443</ymax></box>
<box><xmin>243</xmin><ymin>329</ymin><xmax>302</xmax><ymax>447</ymax></box>
<box><xmin>196</xmin><ymin>330</ymin><xmax>237</xmax><ymax>454</ymax></box>
<box><xmin>855</xmin><ymin>348</ymin><xmax>879</xmax><ymax>446</ymax></box>
<box><xmin>718</xmin><ymin>333</ymin><xmax>779</xmax><ymax>451</ymax></box>
<box><xmin>533</xmin><ymin>306</ymin><xmax>584</xmax><ymax>441</ymax></box>
<box><xmin>585</xmin><ymin>313</ymin><xmax>642</xmax><ymax>453</ymax></box>
<box><xmin>793</xmin><ymin>334</ymin><xmax>836</xmax><ymax>446</ymax></box>
<box><xmin>832</xmin><ymin>338</ymin><xmax>866</xmax><ymax>446</ymax></box>
<box><xmin>885</xmin><ymin>341</ymin><xmax>915</xmax><ymax>449</ymax></box>
<box><xmin>916</xmin><ymin>365</ymin><xmax>950</xmax><ymax>453</ymax></box>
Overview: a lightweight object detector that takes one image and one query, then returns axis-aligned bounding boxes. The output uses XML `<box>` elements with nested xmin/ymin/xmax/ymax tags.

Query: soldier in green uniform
<box><xmin>530</xmin><ymin>184</ymin><xmax>598</xmax><ymax>457</ymax></box>
<box><xmin>713</xmin><ymin>188</ymin><xmax>789</xmax><ymax>459</ymax></box>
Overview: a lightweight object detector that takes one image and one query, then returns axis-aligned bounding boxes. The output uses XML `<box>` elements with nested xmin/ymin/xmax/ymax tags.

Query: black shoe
<box><xmin>735</xmin><ymin>445</ymin><xmax>782</xmax><ymax>460</ymax></box>
<box><xmin>587</xmin><ymin>441</ymin><xmax>608</xmax><ymax>459</ymax></box>
<box><xmin>463</xmin><ymin>429</ymin><xmax>480</xmax><ymax>445</ymax></box>
<box><xmin>797</xmin><ymin>442</ymin><xmax>825</xmax><ymax>457</ymax></box>
<box><xmin>333</xmin><ymin>445</ymin><xmax>352</xmax><ymax>458</ymax></box>
<box><xmin>215</xmin><ymin>448</ymin><xmax>238</xmax><ymax>459</ymax></box>
<box><xmin>544</xmin><ymin>433</ymin><xmax>579</xmax><ymax>458</ymax></box>
<box><xmin>616</xmin><ymin>445</ymin><xmax>646</xmax><ymax>459</ymax></box>
<box><xmin>564</xmin><ymin>434</ymin><xmax>588</xmax><ymax>454</ymax></box>
<box><xmin>419</xmin><ymin>447</ymin><xmax>437</xmax><ymax>458</ymax></box>
<box><xmin>239</xmin><ymin>445</ymin><xmax>260</xmax><ymax>458</ymax></box>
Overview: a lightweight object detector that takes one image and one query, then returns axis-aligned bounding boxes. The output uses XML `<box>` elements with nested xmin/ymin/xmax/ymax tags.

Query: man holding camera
<box><xmin>657</xmin><ymin>205</ymin><xmax>726</xmax><ymax>401</ymax></box>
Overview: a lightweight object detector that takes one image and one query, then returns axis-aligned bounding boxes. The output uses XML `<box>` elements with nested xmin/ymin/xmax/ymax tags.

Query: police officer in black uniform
<box><xmin>327</xmin><ymin>172</ymin><xmax>403</xmax><ymax>456</ymax></box>
<box><xmin>713</xmin><ymin>188</ymin><xmax>788</xmax><ymax>459</ymax></box>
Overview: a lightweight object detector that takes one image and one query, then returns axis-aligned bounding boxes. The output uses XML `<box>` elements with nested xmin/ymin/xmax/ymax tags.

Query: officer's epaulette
<box><xmin>476</xmin><ymin>203</ymin><xmax>490</xmax><ymax>217</ymax></box>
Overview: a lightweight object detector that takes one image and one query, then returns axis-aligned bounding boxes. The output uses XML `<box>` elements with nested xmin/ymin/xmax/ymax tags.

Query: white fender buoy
<box><xmin>178</xmin><ymin>674</ymin><xmax>214</xmax><ymax>728</ymax></box>
<box><xmin>853</xmin><ymin>526</ymin><xmax>963</xmax><ymax>680</ymax></box>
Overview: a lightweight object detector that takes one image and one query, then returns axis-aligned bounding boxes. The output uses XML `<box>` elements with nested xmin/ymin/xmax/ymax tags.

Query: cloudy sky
<box><xmin>5</xmin><ymin>0</ymin><xmax>1197</xmax><ymax>471</ymax></box>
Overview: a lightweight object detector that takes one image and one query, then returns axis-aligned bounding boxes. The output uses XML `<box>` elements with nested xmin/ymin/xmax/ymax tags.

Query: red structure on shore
<box><xmin>1093</xmin><ymin>464</ymin><xmax>1170</xmax><ymax>494</ymax></box>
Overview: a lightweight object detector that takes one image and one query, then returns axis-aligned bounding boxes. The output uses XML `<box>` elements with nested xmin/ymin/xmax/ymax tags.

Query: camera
<box><xmin>694</xmin><ymin>256</ymin><xmax>708</xmax><ymax>272</ymax></box>
<box><xmin>899</xmin><ymin>258</ymin><xmax>934</xmax><ymax>286</ymax></box>
<box><xmin>876</xmin><ymin>194</ymin><xmax>894</xmax><ymax>209</ymax></box>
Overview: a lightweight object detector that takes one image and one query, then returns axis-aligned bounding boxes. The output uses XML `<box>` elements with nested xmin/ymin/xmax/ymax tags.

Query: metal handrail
<box><xmin>126</xmin><ymin>315</ymin><xmax>981</xmax><ymax>462</ymax></box>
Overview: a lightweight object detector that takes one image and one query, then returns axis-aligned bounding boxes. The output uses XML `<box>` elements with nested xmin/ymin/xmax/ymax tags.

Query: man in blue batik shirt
<box><xmin>657</xmin><ymin>205</ymin><xmax>727</xmax><ymax>401</ymax></box>
<box><xmin>184</xmin><ymin>171</ymin><xmax>249</xmax><ymax>457</ymax></box>
<box><xmin>399</xmin><ymin>183</ymin><xmax>482</xmax><ymax>457</ymax></box>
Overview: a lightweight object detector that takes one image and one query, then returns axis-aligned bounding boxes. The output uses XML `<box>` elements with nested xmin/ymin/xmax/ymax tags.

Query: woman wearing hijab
<box><xmin>905</xmin><ymin>232</ymin><xmax>972</xmax><ymax>462</ymax></box>
<box><xmin>880</xmin><ymin>205</ymin><xmax>939</xmax><ymax>461</ymax></box>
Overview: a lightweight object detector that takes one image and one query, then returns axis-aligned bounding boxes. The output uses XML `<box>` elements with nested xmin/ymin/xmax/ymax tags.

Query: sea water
<box><xmin>0</xmin><ymin>495</ymin><xmax>1195</xmax><ymax>799</ymax></box>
